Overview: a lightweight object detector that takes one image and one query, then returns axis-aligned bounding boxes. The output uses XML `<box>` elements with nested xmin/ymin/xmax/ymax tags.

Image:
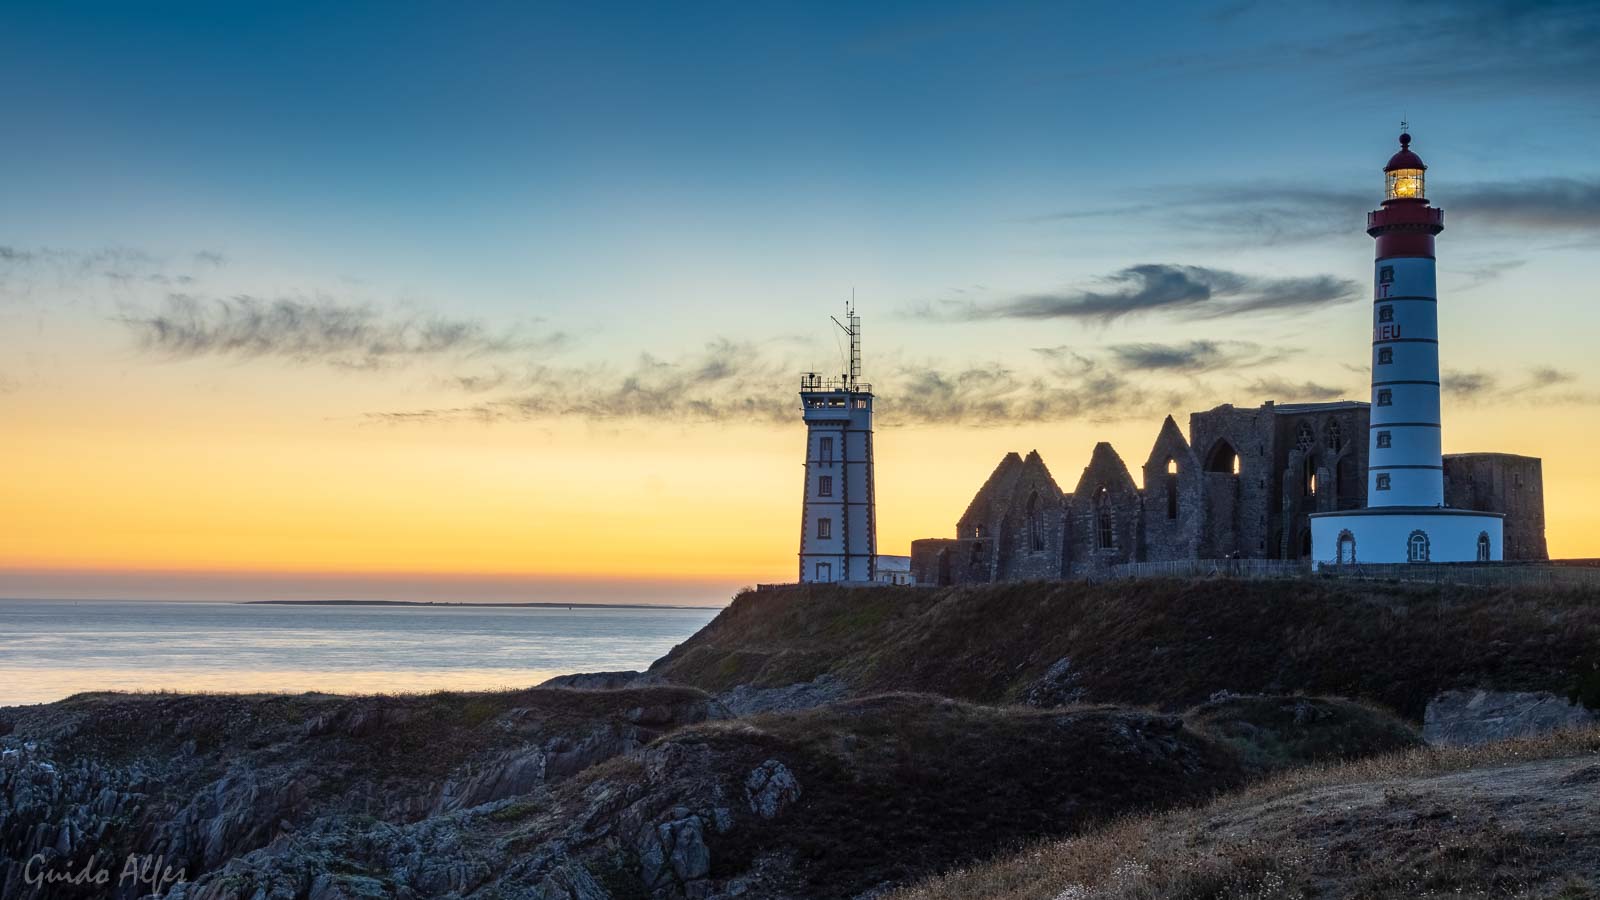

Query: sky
<box><xmin>3</xmin><ymin>0</ymin><xmax>1598</xmax><ymax>603</ymax></box>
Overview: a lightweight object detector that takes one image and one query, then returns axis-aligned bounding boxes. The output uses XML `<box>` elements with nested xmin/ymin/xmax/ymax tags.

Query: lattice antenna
<box><xmin>830</xmin><ymin>294</ymin><xmax>862</xmax><ymax>391</ymax></box>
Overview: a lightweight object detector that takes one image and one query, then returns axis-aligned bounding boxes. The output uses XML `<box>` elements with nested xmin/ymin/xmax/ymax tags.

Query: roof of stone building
<box><xmin>1020</xmin><ymin>450</ymin><xmax>1065</xmax><ymax>497</ymax></box>
<box><xmin>1443</xmin><ymin>452</ymin><xmax>1543</xmax><ymax>463</ymax></box>
<box><xmin>958</xmin><ymin>452</ymin><xmax>1025</xmax><ymax>529</ymax></box>
<box><xmin>1072</xmin><ymin>441</ymin><xmax>1139</xmax><ymax>496</ymax></box>
<box><xmin>1143</xmin><ymin>414</ymin><xmax>1200</xmax><ymax>472</ymax></box>
<box><xmin>1270</xmin><ymin>400</ymin><xmax>1369</xmax><ymax>413</ymax></box>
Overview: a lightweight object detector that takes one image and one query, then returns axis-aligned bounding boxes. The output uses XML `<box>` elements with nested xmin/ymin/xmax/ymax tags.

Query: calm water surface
<box><xmin>0</xmin><ymin>600</ymin><xmax>721</xmax><ymax>706</ymax></box>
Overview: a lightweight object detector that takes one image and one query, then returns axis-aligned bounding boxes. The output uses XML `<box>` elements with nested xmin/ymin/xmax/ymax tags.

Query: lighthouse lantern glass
<box><xmin>1386</xmin><ymin>168</ymin><xmax>1424</xmax><ymax>201</ymax></box>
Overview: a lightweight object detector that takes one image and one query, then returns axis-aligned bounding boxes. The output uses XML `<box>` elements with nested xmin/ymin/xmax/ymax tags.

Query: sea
<box><xmin>0</xmin><ymin>599</ymin><xmax>722</xmax><ymax>707</ymax></box>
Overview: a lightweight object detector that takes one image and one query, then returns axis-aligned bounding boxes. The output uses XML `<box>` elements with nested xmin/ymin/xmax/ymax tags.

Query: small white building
<box><xmin>874</xmin><ymin>555</ymin><xmax>912</xmax><ymax>585</ymax></box>
<box><xmin>1310</xmin><ymin>132</ymin><xmax>1502</xmax><ymax>565</ymax></box>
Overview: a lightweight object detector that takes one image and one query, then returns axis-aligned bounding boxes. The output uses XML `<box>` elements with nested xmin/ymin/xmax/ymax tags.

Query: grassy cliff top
<box><xmin>893</xmin><ymin>725</ymin><xmax>1600</xmax><ymax>900</ymax></box>
<box><xmin>651</xmin><ymin>578</ymin><xmax>1600</xmax><ymax>719</ymax></box>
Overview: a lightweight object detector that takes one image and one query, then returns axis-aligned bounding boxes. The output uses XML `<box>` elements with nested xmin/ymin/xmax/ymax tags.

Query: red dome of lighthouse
<box><xmin>1385</xmin><ymin>132</ymin><xmax>1426</xmax><ymax>172</ymax></box>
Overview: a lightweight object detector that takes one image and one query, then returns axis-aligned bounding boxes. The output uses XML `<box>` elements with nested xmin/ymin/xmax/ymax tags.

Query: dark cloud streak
<box><xmin>120</xmin><ymin>294</ymin><xmax>564</xmax><ymax>370</ymax></box>
<box><xmin>1108</xmin><ymin>340</ymin><xmax>1283</xmax><ymax>374</ymax></box>
<box><xmin>911</xmin><ymin>264</ymin><xmax>1358</xmax><ymax>324</ymax></box>
<box><xmin>1246</xmin><ymin>378</ymin><xmax>1349</xmax><ymax>402</ymax></box>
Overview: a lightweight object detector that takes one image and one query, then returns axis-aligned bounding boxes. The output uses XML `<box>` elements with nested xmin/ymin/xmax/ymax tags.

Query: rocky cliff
<box><xmin>5</xmin><ymin>577</ymin><xmax>1597</xmax><ymax>899</ymax></box>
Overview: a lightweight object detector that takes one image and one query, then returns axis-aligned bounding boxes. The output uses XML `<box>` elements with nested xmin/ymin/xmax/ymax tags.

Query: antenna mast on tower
<box><xmin>830</xmin><ymin>297</ymin><xmax>861</xmax><ymax>392</ymax></box>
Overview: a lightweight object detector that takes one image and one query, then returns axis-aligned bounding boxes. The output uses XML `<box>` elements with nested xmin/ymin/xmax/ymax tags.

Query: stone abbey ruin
<box><xmin>909</xmin><ymin>399</ymin><xmax>1547</xmax><ymax>586</ymax></box>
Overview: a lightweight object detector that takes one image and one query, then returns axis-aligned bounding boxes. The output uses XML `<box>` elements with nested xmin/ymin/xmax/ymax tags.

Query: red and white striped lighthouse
<box><xmin>1367</xmin><ymin>131</ymin><xmax>1446</xmax><ymax>508</ymax></box>
<box><xmin>1310</xmin><ymin>131</ymin><xmax>1503</xmax><ymax>565</ymax></box>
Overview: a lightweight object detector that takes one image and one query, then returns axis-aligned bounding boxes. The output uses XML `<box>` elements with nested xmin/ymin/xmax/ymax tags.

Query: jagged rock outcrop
<box><xmin>0</xmin><ymin>687</ymin><xmax>719</xmax><ymax>899</ymax></box>
<box><xmin>151</xmin><ymin>695</ymin><xmax>1252</xmax><ymax>900</ymax></box>
<box><xmin>542</xmin><ymin>671</ymin><xmax>667</xmax><ymax>691</ymax></box>
<box><xmin>744</xmin><ymin>760</ymin><xmax>800</xmax><ymax>819</ymax></box>
<box><xmin>717</xmin><ymin>675</ymin><xmax>847</xmax><ymax>717</ymax></box>
<box><xmin>1424</xmin><ymin>689</ymin><xmax>1600</xmax><ymax>746</ymax></box>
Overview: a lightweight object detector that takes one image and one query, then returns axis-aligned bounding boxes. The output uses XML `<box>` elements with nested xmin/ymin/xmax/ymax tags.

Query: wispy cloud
<box><xmin>1246</xmin><ymin>377</ymin><xmax>1350</xmax><ymax>402</ymax></box>
<box><xmin>1107</xmin><ymin>340</ymin><xmax>1283</xmax><ymax>374</ymax></box>
<box><xmin>1033</xmin><ymin>177</ymin><xmax>1600</xmax><ymax>247</ymax></box>
<box><xmin>1090</xmin><ymin>0</ymin><xmax>1600</xmax><ymax>99</ymax></box>
<box><xmin>910</xmin><ymin>264</ymin><xmax>1358</xmax><ymax>323</ymax></box>
<box><xmin>1443</xmin><ymin>369</ymin><xmax>1498</xmax><ymax>398</ymax></box>
<box><xmin>1451</xmin><ymin>179</ymin><xmax>1600</xmax><ymax>230</ymax></box>
<box><xmin>371</xmin><ymin>340</ymin><xmax>1185</xmax><ymax>428</ymax></box>
<box><xmin>373</xmin><ymin>339</ymin><xmax>795</xmax><ymax>425</ymax></box>
<box><xmin>882</xmin><ymin>363</ymin><xmax>1173</xmax><ymax>426</ymax></box>
<box><xmin>1445</xmin><ymin>366</ymin><xmax>1597</xmax><ymax>405</ymax></box>
<box><xmin>119</xmin><ymin>294</ymin><xmax>564</xmax><ymax>370</ymax></box>
<box><xmin>1</xmin><ymin>245</ymin><xmax>224</xmax><ymax>287</ymax></box>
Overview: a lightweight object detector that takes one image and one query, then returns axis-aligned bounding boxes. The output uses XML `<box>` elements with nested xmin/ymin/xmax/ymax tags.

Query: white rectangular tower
<box><xmin>798</xmin><ymin>305</ymin><xmax>876</xmax><ymax>583</ymax></box>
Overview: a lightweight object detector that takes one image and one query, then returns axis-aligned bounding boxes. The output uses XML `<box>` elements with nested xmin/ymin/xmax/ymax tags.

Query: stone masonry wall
<box><xmin>1444</xmin><ymin>453</ymin><xmax>1549</xmax><ymax>560</ymax></box>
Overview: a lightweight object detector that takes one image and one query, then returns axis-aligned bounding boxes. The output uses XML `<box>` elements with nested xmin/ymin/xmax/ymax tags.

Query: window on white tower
<box><xmin>817</xmin><ymin>518</ymin><xmax>832</xmax><ymax>539</ymax></box>
<box><xmin>1378</xmin><ymin>347</ymin><xmax>1394</xmax><ymax>365</ymax></box>
<box><xmin>818</xmin><ymin>475</ymin><xmax>833</xmax><ymax>497</ymax></box>
<box><xmin>1377</xmin><ymin>431</ymin><xmax>1392</xmax><ymax>449</ymax></box>
<box><xmin>1377</xmin><ymin>389</ymin><xmax>1393</xmax><ymax>407</ymax></box>
<box><xmin>1376</xmin><ymin>473</ymin><xmax>1391</xmax><ymax>491</ymax></box>
<box><xmin>1378</xmin><ymin>306</ymin><xmax>1394</xmax><ymax>323</ymax></box>
<box><xmin>819</xmin><ymin>437</ymin><xmax>834</xmax><ymax>464</ymax></box>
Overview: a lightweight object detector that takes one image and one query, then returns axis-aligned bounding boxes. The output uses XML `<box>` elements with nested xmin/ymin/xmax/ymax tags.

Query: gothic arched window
<box><xmin>1095</xmin><ymin>486</ymin><xmax>1114</xmax><ymax>550</ymax></box>
<box><xmin>1325</xmin><ymin>419</ymin><xmax>1342</xmax><ymax>452</ymax></box>
<box><xmin>1205</xmin><ymin>441</ymin><xmax>1240</xmax><ymax>475</ymax></box>
<box><xmin>1407</xmin><ymin>529</ymin><xmax>1430</xmax><ymax>563</ymax></box>
<box><xmin>1295</xmin><ymin>421</ymin><xmax>1315</xmax><ymax>451</ymax></box>
<box><xmin>1477</xmin><ymin>531</ymin><xmax>1491</xmax><ymax>562</ymax></box>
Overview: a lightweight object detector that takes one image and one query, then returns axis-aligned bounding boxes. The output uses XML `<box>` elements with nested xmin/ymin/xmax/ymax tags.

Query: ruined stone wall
<box><xmin>1065</xmin><ymin>444</ymin><xmax>1142</xmax><ymax>575</ymax></box>
<box><xmin>907</xmin><ymin>401</ymin><xmax>1556</xmax><ymax>585</ymax></box>
<box><xmin>1188</xmin><ymin>405</ymin><xmax>1273</xmax><ymax>557</ymax></box>
<box><xmin>1139</xmin><ymin>417</ymin><xmax>1205</xmax><ymax>562</ymax></box>
<box><xmin>909</xmin><ymin>539</ymin><xmax>955</xmax><ymax>586</ymax></box>
<box><xmin>1269</xmin><ymin>406</ymin><xmax>1369</xmax><ymax>558</ymax></box>
<box><xmin>1444</xmin><ymin>453</ymin><xmax>1549</xmax><ymax>560</ymax></box>
<box><xmin>994</xmin><ymin>454</ymin><xmax>1069</xmax><ymax>581</ymax></box>
<box><xmin>909</xmin><ymin>538</ymin><xmax>998</xmax><ymax>586</ymax></box>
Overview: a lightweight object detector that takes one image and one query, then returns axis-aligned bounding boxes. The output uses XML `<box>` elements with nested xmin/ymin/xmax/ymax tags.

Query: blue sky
<box><xmin>10</xmin><ymin>1</ymin><xmax>1595</xmax><ymax>342</ymax></box>
<box><xmin>3</xmin><ymin>1</ymin><xmax>1599</xmax><ymax>596</ymax></box>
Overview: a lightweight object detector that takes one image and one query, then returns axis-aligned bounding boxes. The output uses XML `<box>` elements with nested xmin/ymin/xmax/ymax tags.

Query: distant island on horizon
<box><xmin>242</xmin><ymin>599</ymin><xmax>724</xmax><ymax>610</ymax></box>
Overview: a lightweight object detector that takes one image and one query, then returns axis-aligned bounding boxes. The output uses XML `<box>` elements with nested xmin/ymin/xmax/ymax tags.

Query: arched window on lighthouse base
<box><xmin>1336</xmin><ymin>529</ymin><xmax>1356</xmax><ymax>565</ymax></box>
<box><xmin>1407</xmin><ymin>530</ymin><xmax>1431</xmax><ymax>564</ymax></box>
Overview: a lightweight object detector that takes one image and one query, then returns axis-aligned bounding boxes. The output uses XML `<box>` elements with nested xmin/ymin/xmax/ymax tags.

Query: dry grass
<box><xmin>891</xmin><ymin>726</ymin><xmax>1600</xmax><ymax>900</ymax></box>
<box><xmin>653</xmin><ymin>580</ymin><xmax>1600</xmax><ymax>719</ymax></box>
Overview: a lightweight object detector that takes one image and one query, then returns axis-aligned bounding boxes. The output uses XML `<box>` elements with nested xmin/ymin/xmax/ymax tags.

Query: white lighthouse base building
<box><xmin>1309</xmin><ymin>508</ymin><xmax>1502</xmax><ymax>565</ymax></box>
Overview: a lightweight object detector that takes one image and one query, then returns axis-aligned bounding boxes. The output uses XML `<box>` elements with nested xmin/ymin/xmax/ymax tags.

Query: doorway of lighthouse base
<box><xmin>1299</xmin><ymin>528</ymin><xmax>1313</xmax><ymax>559</ymax></box>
